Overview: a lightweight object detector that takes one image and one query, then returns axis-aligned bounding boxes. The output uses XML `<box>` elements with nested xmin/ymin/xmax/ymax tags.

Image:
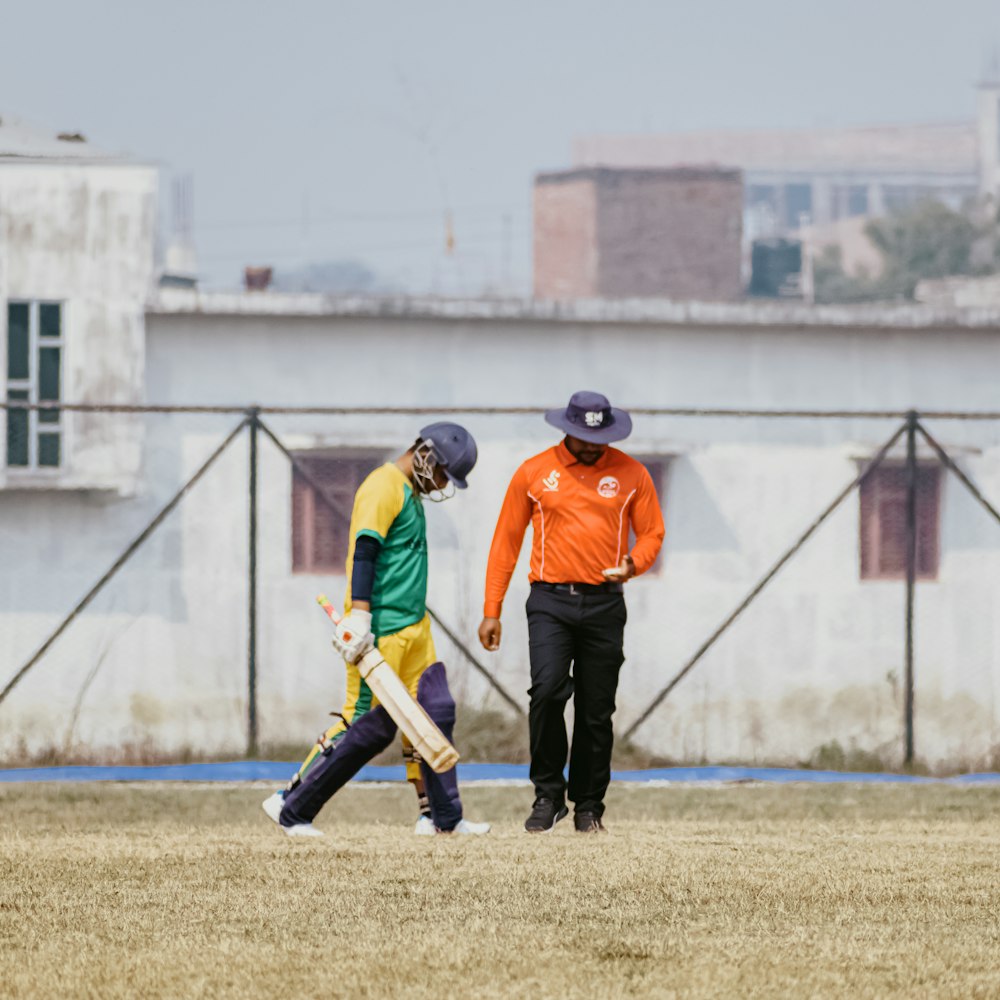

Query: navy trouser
<box><xmin>526</xmin><ymin>584</ymin><xmax>627</xmax><ymax>817</ymax></box>
<box><xmin>280</xmin><ymin>661</ymin><xmax>463</xmax><ymax>831</ymax></box>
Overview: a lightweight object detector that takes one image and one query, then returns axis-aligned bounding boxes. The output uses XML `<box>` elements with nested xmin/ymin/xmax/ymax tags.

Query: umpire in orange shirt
<box><xmin>478</xmin><ymin>391</ymin><xmax>665</xmax><ymax>833</ymax></box>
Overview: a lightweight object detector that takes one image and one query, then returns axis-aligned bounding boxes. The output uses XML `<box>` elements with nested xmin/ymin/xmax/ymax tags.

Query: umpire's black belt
<box><xmin>532</xmin><ymin>581</ymin><xmax>623</xmax><ymax>596</ymax></box>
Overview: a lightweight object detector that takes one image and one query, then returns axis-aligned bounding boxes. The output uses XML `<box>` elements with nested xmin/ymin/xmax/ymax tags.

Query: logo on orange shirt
<box><xmin>597</xmin><ymin>476</ymin><xmax>620</xmax><ymax>498</ymax></box>
<box><xmin>543</xmin><ymin>469</ymin><xmax>561</xmax><ymax>492</ymax></box>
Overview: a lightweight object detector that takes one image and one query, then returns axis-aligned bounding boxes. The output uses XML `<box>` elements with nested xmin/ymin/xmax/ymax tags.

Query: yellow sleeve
<box><xmin>350</xmin><ymin>465</ymin><xmax>405</xmax><ymax>543</ymax></box>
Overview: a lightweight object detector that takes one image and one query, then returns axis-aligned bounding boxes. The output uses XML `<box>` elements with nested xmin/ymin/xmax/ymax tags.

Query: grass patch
<box><xmin>1</xmin><ymin>783</ymin><xmax>999</xmax><ymax>998</ymax></box>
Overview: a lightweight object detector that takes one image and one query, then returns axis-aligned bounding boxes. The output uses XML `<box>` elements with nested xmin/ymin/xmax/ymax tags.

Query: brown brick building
<box><xmin>533</xmin><ymin>166</ymin><xmax>743</xmax><ymax>301</ymax></box>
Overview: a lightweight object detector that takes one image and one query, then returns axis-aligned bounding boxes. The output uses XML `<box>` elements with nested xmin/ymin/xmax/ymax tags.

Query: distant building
<box><xmin>576</xmin><ymin>122</ymin><xmax>980</xmax><ymax>242</ymax></box>
<box><xmin>534</xmin><ymin>166</ymin><xmax>743</xmax><ymax>301</ymax></box>
<box><xmin>574</xmin><ymin>76</ymin><xmax>1000</xmax><ymax>243</ymax></box>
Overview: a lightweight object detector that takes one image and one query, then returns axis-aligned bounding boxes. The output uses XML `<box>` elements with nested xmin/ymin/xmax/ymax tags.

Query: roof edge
<box><xmin>147</xmin><ymin>288</ymin><xmax>1000</xmax><ymax>332</ymax></box>
<box><xmin>536</xmin><ymin>165</ymin><xmax>742</xmax><ymax>185</ymax></box>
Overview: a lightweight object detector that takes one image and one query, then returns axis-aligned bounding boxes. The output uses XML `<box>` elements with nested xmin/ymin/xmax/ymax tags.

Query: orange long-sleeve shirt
<box><xmin>483</xmin><ymin>442</ymin><xmax>665</xmax><ymax>618</ymax></box>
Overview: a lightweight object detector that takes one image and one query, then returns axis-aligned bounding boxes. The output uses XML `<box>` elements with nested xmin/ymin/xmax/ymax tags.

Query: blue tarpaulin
<box><xmin>1</xmin><ymin>762</ymin><xmax>999</xmax><ymax>784</ymax></box>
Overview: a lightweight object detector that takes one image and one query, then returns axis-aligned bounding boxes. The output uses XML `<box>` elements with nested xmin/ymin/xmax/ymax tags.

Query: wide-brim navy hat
<box><xmin>544</xmin><ymin>390</ymin><xmax>632</xmax><ymax>444</ymax></box>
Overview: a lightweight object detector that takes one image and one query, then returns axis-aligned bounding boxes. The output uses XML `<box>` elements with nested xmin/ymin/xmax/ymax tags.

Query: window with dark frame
<box><xmin>630</xmin><ymin>455</ymin><xmax>669</xmax><ymax>574</ymax></box>
<box><xmin>859</xmin><ymin>462</ymin><xmax>942</xmax><ymax>581</ymax></box>
<box><xmin>6</xmin><ymin>300</ymin><xmax>63</xmax><ymax>469</ymax></box>
<box><xmin>291</xmin><ymin>451</ymin><xmax>387</xmax><ymax>574</ymax></box>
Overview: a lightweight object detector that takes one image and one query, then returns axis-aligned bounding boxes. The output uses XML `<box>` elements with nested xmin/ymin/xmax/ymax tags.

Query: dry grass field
<box><xmin>1</xmin><ymin>782</ymin><xmax>999</xmax><ymax>999</ymax></box>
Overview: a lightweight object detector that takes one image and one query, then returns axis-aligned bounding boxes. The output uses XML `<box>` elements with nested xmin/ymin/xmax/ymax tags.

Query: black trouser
<box><xmin>525</xmin><ymin>583</ymin><xmax>626</xmax><ymax>816</ymax></box>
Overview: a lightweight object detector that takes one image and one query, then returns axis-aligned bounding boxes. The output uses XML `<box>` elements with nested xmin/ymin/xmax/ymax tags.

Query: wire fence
<box><xmin>3</xmin><ymin>400</ymin><xmax>1000</xmax><ymax>770</ymax></box>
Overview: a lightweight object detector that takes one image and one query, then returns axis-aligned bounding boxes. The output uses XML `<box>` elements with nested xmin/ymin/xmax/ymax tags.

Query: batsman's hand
<box><xmin>332</xmin><ymin>609</ymin><xmax>375</xmax><ymax>664</ymax></box>
<box><xmin>478</xmin><ymin>617</ymin><xmax>502</xmax><ymax>652</ymax></box>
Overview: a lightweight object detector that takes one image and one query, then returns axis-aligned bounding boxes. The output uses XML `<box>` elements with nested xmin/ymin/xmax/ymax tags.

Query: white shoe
<box><xmin>415</xmin><ymin>816</ymin><xmax>491</xmax><ymax>835</ymax></box>
<box><xmin>263</xmin><ymin>791</ymin><xmax>324</xmax><ymax>838</ymax></box>
<box><xmin>283</xmin><ymin>823</ymin><xmax>325</xmax><ymax>839</ymax></box>
<box><xmin>414</xmin><ymin>815</ymin><xmax>437</xmax><ymax>836</ymax></box>
<box><xmin>450</xmin><ymin>819</ymin><xmax>491</xmax><ymax>835</ymax></box>
<box><xmin>261</xmin><ymin>791</ymin><xmax>285</xmax><ymax>825</ymax></box>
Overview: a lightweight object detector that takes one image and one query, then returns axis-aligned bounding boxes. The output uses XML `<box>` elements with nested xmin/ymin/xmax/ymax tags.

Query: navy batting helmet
<box><xmin>419</xmin><ymin>422</ymin><xmax>478</xmax><ymax>489</ymax></box>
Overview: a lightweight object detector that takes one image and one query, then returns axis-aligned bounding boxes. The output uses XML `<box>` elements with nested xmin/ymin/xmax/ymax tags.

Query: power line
<box><xmin>198</xmin><ymin>227</ymin><xmax>531</xmax><ymax>263</ymax></box>
<box><xmin>197</xmin><ymin>204</ymin><xmax>531</xmax><ymax>233</ymax></box>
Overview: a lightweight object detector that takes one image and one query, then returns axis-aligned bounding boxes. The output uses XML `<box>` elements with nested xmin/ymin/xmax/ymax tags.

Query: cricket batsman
<box><xmin>263</xmin><ymin>423</ymin><xmax>490</xmax><ymax>838</ymax></box>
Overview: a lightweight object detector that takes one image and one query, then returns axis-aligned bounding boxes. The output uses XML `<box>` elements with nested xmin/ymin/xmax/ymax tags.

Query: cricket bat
<box><xmin>316</xmin><ymin>595</ymin><xmax>460</xmax><ymax>773</ymax></box>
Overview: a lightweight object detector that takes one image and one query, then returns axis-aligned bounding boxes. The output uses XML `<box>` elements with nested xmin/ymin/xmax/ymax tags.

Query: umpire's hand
<box><xmin>478</xmin><ymin>617</ymin><xmax>502</xmax><ymax>651</ymax></box>
<box><xmin>602</xmin><ymin>554</ymin><xmax>636</xmax><ymax>583</ymax></box>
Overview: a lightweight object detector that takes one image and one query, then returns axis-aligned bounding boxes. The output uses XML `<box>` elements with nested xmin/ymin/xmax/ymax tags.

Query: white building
<box><xmin>0</xmin><ymin>113</ymin><xmax>156</xmax><ymax>492</ymax></box>
<box><xmin>3</xmin><ymin>117</ymin><xmax>1000</xmax><ymax>770</ymax></box>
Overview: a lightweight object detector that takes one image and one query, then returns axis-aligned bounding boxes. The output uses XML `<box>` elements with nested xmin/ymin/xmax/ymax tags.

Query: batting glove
<box><xmin>332</xmin><ymin>609</ymin><xmax>375</xmax><ymax>664</ymax></box>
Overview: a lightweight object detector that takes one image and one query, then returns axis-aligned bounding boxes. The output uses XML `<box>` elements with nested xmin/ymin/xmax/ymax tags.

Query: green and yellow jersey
<box><xmin>344</xmin><ymin>462</ymin><xmax>428</xmax><ymax>637</ymax></box>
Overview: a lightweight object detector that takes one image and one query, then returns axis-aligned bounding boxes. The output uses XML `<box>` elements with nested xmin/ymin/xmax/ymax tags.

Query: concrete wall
<box><xmin>534</xmin><ymin>168</ymin><xmax>743</xmax><ymax>301</ymax></box>
<box><xmin>594</xmin><ymin>169</ymin><xmax>743</xmax><ymax>300</ymax></box>
<box><xmin>4</xmin><ymin>296</ymin><xmax>1000</xmax><ymax>768</ymax></box>
<box><xmin>533</xmin><ymin>177</ymin><xmax>597</xmax><ymax>299</ymax></box>
<box><xmin>0</xmin><ymin>161</ymin><xmax>157</xmax><ymax>493</ymax></box>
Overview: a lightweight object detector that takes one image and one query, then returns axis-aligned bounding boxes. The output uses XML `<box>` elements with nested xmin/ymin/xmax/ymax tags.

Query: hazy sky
<box><xmin>4</xmin><ymin>0</ymin><xmax>1000</xmax><ymax>293</ymax></box>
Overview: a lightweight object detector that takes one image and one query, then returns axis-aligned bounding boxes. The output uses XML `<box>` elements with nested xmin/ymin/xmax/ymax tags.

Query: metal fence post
<box><xmin>247</xmin><ymin>407</ymin><xmax>260</xmax><ymax>757</ymax></box>
<box><xmin>904</xmin><ymin>410</ymin><xmax>919</xmax><ymax>766</ymax></box>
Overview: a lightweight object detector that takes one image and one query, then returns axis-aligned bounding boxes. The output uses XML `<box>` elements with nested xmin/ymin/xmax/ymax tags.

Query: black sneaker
<box><xmin>524</xmin><ymin>797</ymin><xmax>569</xmax><ymax>833</ymax></box>
<box><xmin>574</xmin><ymin>811</ymin><xmax>607</xmax><ymax>833</ymax></box>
